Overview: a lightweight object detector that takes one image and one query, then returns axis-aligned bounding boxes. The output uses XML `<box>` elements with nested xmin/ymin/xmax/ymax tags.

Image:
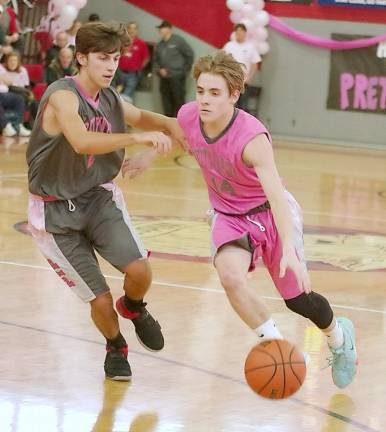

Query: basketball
<box><xmin>244</xmin><ymin>339</ymin><xmax>306</xmax><ymax>399</ymax></box>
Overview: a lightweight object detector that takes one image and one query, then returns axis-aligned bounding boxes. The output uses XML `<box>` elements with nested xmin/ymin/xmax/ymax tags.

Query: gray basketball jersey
<box><xmin>27</xmin><ymin>77</ymin><xmax>125</xmax><ymax>200</ymax></box>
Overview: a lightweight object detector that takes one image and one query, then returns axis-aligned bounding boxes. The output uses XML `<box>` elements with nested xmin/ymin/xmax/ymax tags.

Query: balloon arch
<box><xmin>226</xmin><ymin>0</ymin><xmax>270</xmax><ymax>55</ymax></box>
<box><xmin>37</xmin><ymin>0</ymin><xmax>88</xmax><ymax>37</ymax></box>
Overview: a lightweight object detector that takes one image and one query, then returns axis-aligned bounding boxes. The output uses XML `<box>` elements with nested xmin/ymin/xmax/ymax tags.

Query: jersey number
<box><xmin>211</xmin><ymin>176</ymin><xmax>236</xmax><ymax>196</ymax></box>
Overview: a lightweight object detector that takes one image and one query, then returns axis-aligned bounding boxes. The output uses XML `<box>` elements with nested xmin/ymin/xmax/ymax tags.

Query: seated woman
<box><xmin>0</xmin><ymin>60</ymin><xmax>30</xmax><ymax>137</ymax></box>
<box><xmin>1</xmin><ymin>51</ymin><xmax>38</xmax><ymax>128</ymax></box>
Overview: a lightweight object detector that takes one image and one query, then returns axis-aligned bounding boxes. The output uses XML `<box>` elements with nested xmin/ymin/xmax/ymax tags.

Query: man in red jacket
<box><xmin>117</xmin><ymin>21</ymin><xmax>149</xmax><ymax>103</ymax></box>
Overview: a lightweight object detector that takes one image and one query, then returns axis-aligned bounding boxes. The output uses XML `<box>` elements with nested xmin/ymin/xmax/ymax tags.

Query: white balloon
<box><xmin>56</xmin><ymin>5</ymin><xmax>78</xmax><ymax>31</ymax></box>
<box><xmin>241</xmin><ymin>3</ymin><xmax>255</xmax><ymax>16</ymax></box>
<box><xmin>255</xmin><ymin>10</ymin><xmax>269</xmax><ymax>27</ymax></box>
<box><xmin>247</xmin><ymin>0</ymin><xmax>265</xmax><ymax>9</ymax></box>
<box><xmin>226</xmin><ymin>0</ymin><xmax>245</xmax><ymax>11</ymax></box>
<box><xmin>240</xmin><ymin>18</ymin><xmax>254</xmax><ymax>30</ymax></box>
<box><xmin>255</xmin><ymin>27</ymin><xmax>268</xmax><ymax>41</ymax></box>
<box><xmin>230</xmin><ymin>10</ymin><xmax>243</xmax><ymax>24</ymax></box>
<box><xmin>49</xmin><ymin>0</ymin><xmax>64</xmax><ymax>15</ymax></box>
<box><xmin>255</xmin><ymin>0</ymin><xmax>265</xmax><ymax>10</ymax></box>
<box><xmin>256</xmin><ymin>41</ymin><xmax>270</xmax><ymax>55</ymax></box>
<box><xmin>67</xmin><ymin>0</ymin><xmax>87</xmax><ymax>9</ymax></box>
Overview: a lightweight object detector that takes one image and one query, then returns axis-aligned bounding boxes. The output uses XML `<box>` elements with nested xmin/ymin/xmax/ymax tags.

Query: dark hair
<box><xmin>88</xmin><ymin>13</ymin><xmax>100</xmax><ymax>22</ymax></box>
<box><xmin>193</xmin><ymin>51</ymin><xmax>245</xmax><ymax>95</ymax></box>
<box><xmin>234</xmin><ymin>23</ymin><xmax>247</xmax><ymax>32</ymax></box>
<box><xmin>75</xmin><ymin>22</ymin><xmax>131</xmax><ymax>68</ymax></box>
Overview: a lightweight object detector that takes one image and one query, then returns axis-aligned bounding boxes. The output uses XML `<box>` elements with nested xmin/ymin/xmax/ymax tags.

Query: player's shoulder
<box><xmin>177</xmin><ymin>101</ymin><xmax>198</xmax><ymax>122</ymax></box>
<box><xmin>236</xmin><ymin>109</ymin><xmax>271</xmax><ymax>143</ymax></box>
<box><xmin>44</xmin><ymin>79</ymin><xmax>79</xmax><ymax>105</ymax></box>
<box><xmin>238</xmin><ymin>109</ymin><xmax>266</xmax><ymax>128</ymax></box>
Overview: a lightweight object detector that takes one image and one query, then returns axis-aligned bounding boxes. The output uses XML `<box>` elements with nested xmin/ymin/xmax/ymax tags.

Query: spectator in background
<box><xmin>223</xmin><ymin>23</ymin><xmax>261</xmax><ymax>111</ymax></box>
<box><xmin>46</xmin><ymin>47</ymin><xmax>77</xmax><ymax>85</ymax></box>
<box><xmin>88</xmin><ymin>13</ymin><xmax>100</xmax><ymax>22</ymax></box>
<box><xmin>45</xmin><ymin>31</ymin><xmax>71</xmax><ymax>67</ymax></box>
<box><xmin>1</xmin><ymin>51</ymin><xmax>38</xmax><ymax>127</ymax></box>
<box><xmin>0</xmin><ymin>4</ymin><xmax>13</xmax><ymax>57</ymax></box>
<box><xmin>0</xmin><ymin>68</ymin><xmax>31</xmax><ymax>137</ymax></box>
<box><xmin>66</xmin><ymin>19</ymin><xmax>82</xmax><ymax>47</ymax></box>
<box><xmin>154</xmin><ymin>20</ymin><xmax>193</xmax><ymax>117</ymax></box>
<box><xmin>0</xmin><ymin>0</ymin><xmax>23</xmax><ymax>53</ymax></box>
<box><xmin>117</xmin><ymin>21</ymin><xmax>149</xmax><ymax>103</ymax></box>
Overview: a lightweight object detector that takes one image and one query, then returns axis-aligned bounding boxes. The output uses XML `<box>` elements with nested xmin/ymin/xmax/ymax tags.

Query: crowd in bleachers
<box><xmin>0</xmin><ymin>8</ymin><xmax>100</xmax><ymax>138</ymax></box>
<box><xmin>0</xmin><ymin>3</ymin><xmax>195</xmax><ymax>138</ymax></box>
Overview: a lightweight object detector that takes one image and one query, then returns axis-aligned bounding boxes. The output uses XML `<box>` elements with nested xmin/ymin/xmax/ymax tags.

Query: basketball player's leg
<box><xmin>29</xmin><ymin>230</ymin><xmax>130</xmax><ymax>380</ymax></box>
<box><xmin>28</xmin><ymin>194</ymin><xmax>130</xmax><ymax>380</ymax></box>
<box><xmin>264</xmin><ymin>192</ymin><xmax>357</xmax><ymax>388</ymax></box>
<box><xmin>90</xmin><ymin>185</ymin><xmax>164</xmax><ymax>351</ymax></box>
<box><xmin>211</xmin><ymin>213</ymin><xmax>283</xmax><ymax>341</ymax></box>
<box><xmin>215</xmin><ymin>244</ymin><xmax>269</xmax><ymax>328</ymax></box>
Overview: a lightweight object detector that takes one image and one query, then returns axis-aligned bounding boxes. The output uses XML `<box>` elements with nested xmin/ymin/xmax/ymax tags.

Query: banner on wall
<box><xmin>327</xmin><ymin>34</ymin><xmax>386</xmax><ymax>114</ymax></box>
<box><xmin>318</xmin><ymin>0</ymin><xmax>386</xmax><ymax>8</ymax></box>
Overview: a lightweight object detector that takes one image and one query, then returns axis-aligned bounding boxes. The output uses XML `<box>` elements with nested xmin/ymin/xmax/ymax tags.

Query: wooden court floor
<box><xmin>0</xmin><ymin>136</ymin><xmax>385</xmax><ymax>432</ymax></box>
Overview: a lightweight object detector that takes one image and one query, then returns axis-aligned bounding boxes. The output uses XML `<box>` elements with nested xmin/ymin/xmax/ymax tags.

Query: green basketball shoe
<box><xmin>328</xmin><ymin>317</ymin><xmax>357</xmax><ymax>389</ymax></box>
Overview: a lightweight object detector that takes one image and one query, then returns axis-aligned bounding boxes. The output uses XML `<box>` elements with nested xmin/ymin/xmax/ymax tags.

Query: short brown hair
<box><xmin>75</xmin><ymin>22</ymin><xmax>131</xmax><ymax>67</ymax></box>
<box><xmin>192</xmin><ymin>51</ymin><xmax>245</xmax><ymax>94</ymax></box>
<box><xmin>234</xmin><ymin>23</ymin><xmax>247</xmax><ymax>32</ymax></box>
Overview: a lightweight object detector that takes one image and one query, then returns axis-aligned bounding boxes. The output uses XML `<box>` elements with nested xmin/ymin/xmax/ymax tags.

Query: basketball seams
<box><xmin>249</xmin><ymin>346</ymin><xmax>277</xmax><ymax>364</ymax></box>
<box><xmin>245</xmin><ymin>361</ymin><xmax>305</xmax><ymax>374</ymax></box>
<box><xmin>289</xmin><ymin>346</ymin><xmax>305</xmax><ymax>386</ymax></box>
<box><xmin>256</xmin><ymin>362</ymin><xmax>277</xmax><ymax>395</ymax></box>
<box><xmin>274</xmin><ymin>339</ymin><xmax>286</xmax><ymax>398</ymax></box>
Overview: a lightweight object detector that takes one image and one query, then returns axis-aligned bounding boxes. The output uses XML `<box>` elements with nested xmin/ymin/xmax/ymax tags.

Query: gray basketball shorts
<box><xmin>28</xmin><ymin>182</ymin><xmax>147</xmax><ymax>302</ymax></box>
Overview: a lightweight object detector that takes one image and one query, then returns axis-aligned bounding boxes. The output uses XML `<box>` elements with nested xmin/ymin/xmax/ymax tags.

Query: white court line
<box><xmin>1</xmin><ymin>173</ymin><xmax>386</xmax><ymax>223</ymax></box>
<box><xmin>124</xmin><ymin>191</ymin><xmax>386</xmax><ymax>223</ymax></box>
<box><xmin>0</xmin><ymin>173</ymin><xmax>27</xmax><ymax>179</ymax></box>
<box><xmin>125</xmin><ymin>190</ymin><xmax>208</xmax><ymax>203</ymax></box>
<box><xmin>0</xmin><ymin>260</ymin><xmax>385</xmax><ymax>316</ymax></box>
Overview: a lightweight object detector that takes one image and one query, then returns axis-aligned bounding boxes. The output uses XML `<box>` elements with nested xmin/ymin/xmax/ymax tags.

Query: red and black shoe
<box><xmin>104</xmin><ymin>345</ymin><xmax>132</xmax><ymax>381</ymax></box>
<box><xmin>116</xmin><ymin>296</ymin><xmax>164</xmax><ymax>352</ymax></box>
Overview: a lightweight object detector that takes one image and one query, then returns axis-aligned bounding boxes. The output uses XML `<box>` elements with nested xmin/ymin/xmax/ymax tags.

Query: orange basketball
<box><xmin>244</xmin><ymin>339</ymin><xmax>306</xmax><ymax>399</ymax></box>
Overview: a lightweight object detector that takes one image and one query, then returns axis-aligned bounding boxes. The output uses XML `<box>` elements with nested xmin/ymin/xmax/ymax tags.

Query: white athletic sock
<box><xmin>324</xmin><ymin>320</ymin><xmax>344</xmax><ymax>349</ymax></box>
<box><xmin>254</xmin><ymin>318</ymin><xmax>284</xmax><ymax>342</ymax></box>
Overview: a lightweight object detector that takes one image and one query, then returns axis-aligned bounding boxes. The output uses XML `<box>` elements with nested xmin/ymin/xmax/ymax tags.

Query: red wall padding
<box><xmin>126</xmin><ymin>1</ymin><xmax>386</xmax><ymax>48</ymax></box>
<box><xmin>126</xmin><ymin>0</ymin><xmax>233</xmax><ymax>47</ymax></box>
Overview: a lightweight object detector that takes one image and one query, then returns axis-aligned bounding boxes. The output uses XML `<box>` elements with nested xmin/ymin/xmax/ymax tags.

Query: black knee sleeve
<box><xmin>284</xmin><ymin>292</ymin><xmax>333</xmax><ymax>329</ymax></box>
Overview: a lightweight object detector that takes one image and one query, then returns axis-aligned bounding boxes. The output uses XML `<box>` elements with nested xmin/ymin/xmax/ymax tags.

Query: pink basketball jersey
<box><xmin>177</xmin><ymin>101</ymin><xmax>272</xmax><ymax>214</ymax></box>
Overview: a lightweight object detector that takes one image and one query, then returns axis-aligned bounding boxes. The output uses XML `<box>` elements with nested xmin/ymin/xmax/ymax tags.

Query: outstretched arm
<box><xmin>122</xmin><ymin>100</ymin><xmax>187</xmax><ymax>150</ymax></box>
<box><xmin>47</xmin><ymin>90</ymin><xmax>172</xmax><ymax>155</ymax></box>
<box><xmin>121</xmin><ymin>148</ymin><xmax>157</xmax><ymax>179</ymax></box>
<box><xmin>242</xmin><ymin>133</ymin><xmax>311</xmax><ymax>293</ymax></box>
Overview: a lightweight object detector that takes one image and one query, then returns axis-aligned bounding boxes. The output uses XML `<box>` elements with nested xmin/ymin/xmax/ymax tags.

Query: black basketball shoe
<box><xmin>104</xmin><ymin>345</ymin><xmax>132</xmax><ymax>381</ymax></box>
<box><xmin>116</xmin><ymin>297</ymin><xmax>164</xmax><ymax>352</ymax></box>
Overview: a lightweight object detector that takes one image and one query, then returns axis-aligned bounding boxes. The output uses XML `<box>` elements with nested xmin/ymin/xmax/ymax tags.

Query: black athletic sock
<box><xmin>106</xmin><ymin>331</ymin><xmax>127</xmax><ymax>349</ymax></box>
<box><xmin>124</xmin><ymin>295</ymin><xmax>145</xmax><ymax>312</ymax></box>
